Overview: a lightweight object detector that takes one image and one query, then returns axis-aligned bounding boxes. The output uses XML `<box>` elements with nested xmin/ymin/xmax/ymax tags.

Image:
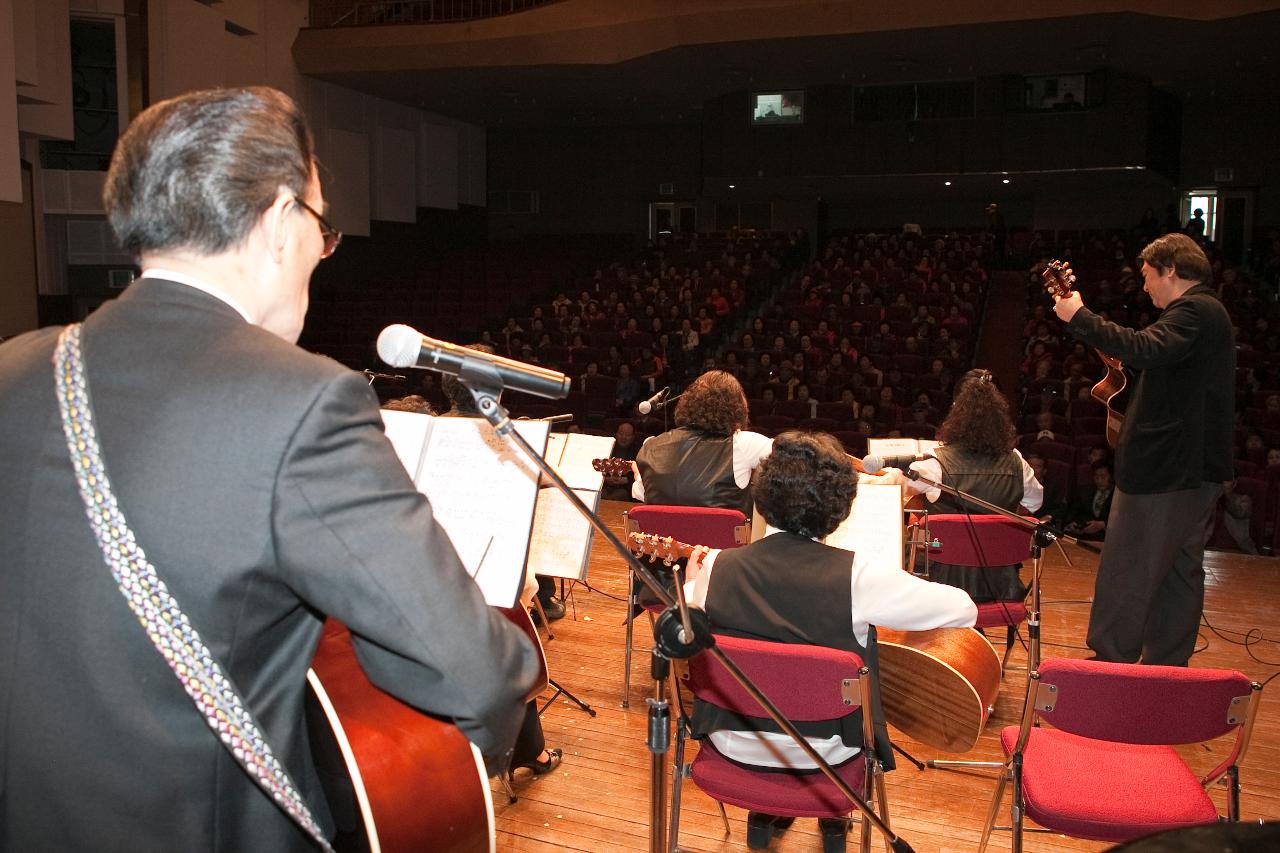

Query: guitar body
<box><xmin>306</xmin><ymin>620</ymin><xmax>495</xmax><ymax>853</ymax></box>
<box><xmin>497</xmin><ymin>603</ymin><xmax>551</xmax><ymax>702</ymax></box>
<box><xmin>875</xmin><ymin>627</ymin><xmax>1002</xmax><ymax>753</ymax></box>
<box><xmin>1090</xmin><ymin>353</ymin><xmax>1128</xmax><ymax>448</ymax></box>
<box><xmin>1042</xmin><ymin>260</ymin><xmax>1128</xmax><ymax>448</ymax></box>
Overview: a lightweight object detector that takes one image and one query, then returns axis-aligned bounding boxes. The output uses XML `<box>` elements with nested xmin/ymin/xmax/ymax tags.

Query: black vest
<box><xmin>693</xmin><ymin>533</ymin><xmax>894</xmax><ymax>768</ymax></box>
<box><xmin>636</xmin><ymin>426</ymin><xmax>752</xmax><ymax>515</ymax></box>
<box><xmin>933</xmin><ymin>445</ymin><xmax>1023</xmax><ymax>514</ymax></box>
<box><xmin>929</xmin><ymin>446</ymin><xmax>1028</xmax><ymax>602</ymax></box>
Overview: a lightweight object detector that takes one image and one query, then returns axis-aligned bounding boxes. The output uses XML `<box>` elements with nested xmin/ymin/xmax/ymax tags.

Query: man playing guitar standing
<box><xmin>1051</xmin><ymin>233</ymin><xmax>1234</xmax><ymax>666</ymax></box>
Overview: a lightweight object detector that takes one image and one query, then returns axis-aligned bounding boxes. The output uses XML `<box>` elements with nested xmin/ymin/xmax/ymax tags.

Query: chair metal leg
<box><xmin>669</xmin><ymin>716</ymin><xmax>689</xmax><ymax>852</ymax></box>
<box><xmin>1226</xmin><ymin>765</ymin><xmax>1241</xmax><ymax>821</ymax></box>
<box><xmin>1010</xmin><ymin>754</ymin><xmax>1024</xmax><ymax>853</ymax></box>
<box><xmin>716</xmin><ymin>802</ymin><xmax>730</xmax><ymax>837</ymax></box>
<box><xmin>1001</xmin><ymin>625</ymin><xmax>1016</xmax><ymax>672</ymax></box>
<box><xmin>496</xmin><ymin>773</ymin><xmax>517</xmax><ymax>805</ymax></box>
<box><xmin>977</xmin><ymin>765</ymin><xmax>1008</xmax><ymax>853</ymax></box>
<box><xmin>622</xmin><ymin>572</ymin><xmax>637</xmax><ymax>707</ymax></box>
<box><xmin>874</xmin><ymin>764</ymin><xmax>891</xmax><ymax>853</ymax></box>
<box><xmin>928</xmin><ymin>758</ymin><xmax>1004</xmax><ymax>772</ymax></box>
<box><xmin>531</xmin><ymin>597</ymin><xmax>555</xmax><ymax>641</ymax></box>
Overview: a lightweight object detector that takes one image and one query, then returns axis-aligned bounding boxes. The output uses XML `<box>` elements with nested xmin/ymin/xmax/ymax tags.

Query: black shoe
<box><xmin>509</xmin><ymin>747</ymin><xmax>562</xmax><ymax>780</ymax></box>
<box><xmin>818</xmin><ymin>817</ymin><xmax>850</xmax><ymax>853</ymax></box>
<box><xmin>531</xmin><ymin>599</ymin><xmax>566</xmax><ymax>626</ymax></box>
<box><xmin>746</xmin><ymin>812</ymin><xmax>795</xmax><ymax>850</ymax></box>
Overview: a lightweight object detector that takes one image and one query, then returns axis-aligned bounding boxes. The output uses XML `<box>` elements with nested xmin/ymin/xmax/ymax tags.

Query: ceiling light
<box><xmin>1002</xmin><ymin>179</ymin><xmax>1010</xmax><ymax>184</ymax></box>
<box><xmin>944</xmin><ymin>181</ymin><xmax>952</xmax><ymax>186</ymax></box>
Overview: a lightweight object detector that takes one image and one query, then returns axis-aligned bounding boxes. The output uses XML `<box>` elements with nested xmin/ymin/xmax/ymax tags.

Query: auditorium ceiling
<box><xmin>294</xmin><ymin>4</ymin><xmax>1279</xmax><ymax>127</ymax></box>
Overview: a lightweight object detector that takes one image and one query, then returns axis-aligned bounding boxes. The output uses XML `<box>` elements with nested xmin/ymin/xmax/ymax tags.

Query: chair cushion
<box><xmin>974</xmin><ymin>601</ymin><xmax>1026</xmax><ymax>628</ymax></box>
<box><xmin>689</xmin><ymin>741</ymin><xmax>869</xmax><ymax>818</ymax></box>
<box><xmin>1000</xmin><ymin>726</ymin><xmax>1219</xmax><ymax>843</ymax></box>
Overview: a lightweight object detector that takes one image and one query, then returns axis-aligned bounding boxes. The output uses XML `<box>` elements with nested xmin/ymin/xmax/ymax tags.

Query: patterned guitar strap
<box><xmin>53</xmin><ymin>324</ymin><xmax>335</xmax><ymax>853</ymax></box>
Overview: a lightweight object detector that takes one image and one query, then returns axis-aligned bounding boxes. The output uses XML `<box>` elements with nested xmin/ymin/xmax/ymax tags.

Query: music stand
<box><xmin>528</xmin><ymin>597</ymin><xmax>596</xmax><ymax>719</ymax></box>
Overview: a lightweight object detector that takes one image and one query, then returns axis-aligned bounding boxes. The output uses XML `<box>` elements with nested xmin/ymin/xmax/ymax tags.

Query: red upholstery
<box><xmin>626</xmin><ymin>505</ymin><xmax>748</xmax><ymax>550</ymax></box>
<box><xmin>999</xmin><ymin>726</ymin><xmax>1217</xmax><ymax>842</ymax></box>
<box><xmin>991</xmin><ymin>657</ymin><xmax>1257</xmax><ymax>845</ymax></box>
<box><xmin>974</xmin><ymin>601</ymin><xmax>1027</xmax><ymax>628</ymax></box>
<box><xmin>692</xmin><ymin>740</ymin><xmax>870</xmax><ymax>817</ymax></box>
<box><xmin>686</xmin><ymin>635</ymin><xmax>872</xmax><ymax>818</ymax></box>
<box><xmin>1035</xmin><ymin>658</ymin><xmax>1252</xmax><ymax>745</ymax></box>
<box><xmin>929</xmin><ymin>515</ymin><xmax>1033</xmax><ymax>566</ymax></box>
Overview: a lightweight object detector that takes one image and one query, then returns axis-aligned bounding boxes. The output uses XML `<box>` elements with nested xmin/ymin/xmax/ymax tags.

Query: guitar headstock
<box><xmin>627</xmin><ymin>532</ymin><xmax>685</xmax><ymax>565</ymax></box>
<box><xmin>592</xmin><ymin>457</ymin><xmax>634</xmax><ymax>477</ymax></box>
<box><xmin>1041</xmin><ymin>259</ymin><xmax>1077</xmax><ymax>300</ymax></box>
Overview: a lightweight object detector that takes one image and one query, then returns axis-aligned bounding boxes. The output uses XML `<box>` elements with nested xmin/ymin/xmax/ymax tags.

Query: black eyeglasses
<box><xmin>293</xmin><ymin>196</ymin><xmax>342</xmax><ymax>259</ymax></box>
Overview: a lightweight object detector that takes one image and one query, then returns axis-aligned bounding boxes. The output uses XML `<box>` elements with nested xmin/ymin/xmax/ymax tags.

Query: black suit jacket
<box><xmin>1067</xmin><ymin>284</ymin><xmax>1234</xmax><ymax>493</ymax></box>
<box><xmin>0</xmin><ymin>279</ymin><xmax>540</xmax><ymax>851</ymax></box>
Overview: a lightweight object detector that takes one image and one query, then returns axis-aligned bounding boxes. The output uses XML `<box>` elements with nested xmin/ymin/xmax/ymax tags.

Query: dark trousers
<box><xmin>1086</xmin><ymin>482</ymin><xmax>1221</xmax><ymax>666</ymax></box>
<box><xmin>510</xmin><ymin>701</ymin><xmax>545</xmax><ymax>766</ymax></box>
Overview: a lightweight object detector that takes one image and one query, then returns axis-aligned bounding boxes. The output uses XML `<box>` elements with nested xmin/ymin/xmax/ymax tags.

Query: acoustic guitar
<box><xmin>1042</xmin><ymin>259</ymin><xmax>1128</xmax><ymax>448</ymax></box>
<box><xmin>627</xmin><ymin>532</ymin><xmax>1002</xmax><ymax>753</ymax></box>
<box><xmin>305</xmin><ymin>607</ymin><xmax>549</xmax><ymax>853</ymax></box>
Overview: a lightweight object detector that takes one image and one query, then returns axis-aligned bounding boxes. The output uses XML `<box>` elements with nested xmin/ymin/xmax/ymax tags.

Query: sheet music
<box><xmin>527</xmin><ymin>487</ymin><xmax>599</xmax><ymax>580</ymax></box>
<box><xmin>868</xmin><ymin>437</ymin><xmax>939</xmax><ymax>461</ymax></box>
<box><xmin>379</xmin><ymin>411</ymin><xmax>547</xmax><ymax>608</ymax></box>
<box><xmin>525</xmin><ymin>432</ymin><xmax>615</xmax><ymax>580</ymax></box>
<box><xmin>550</xmin><ymin>432</ymin><xmax>614</xmax><ymax>491</ymax></box>
<box><xmin>824</xmin><ymin>483</ymin><xmax>903</xmax><ymax>572</ymax></box>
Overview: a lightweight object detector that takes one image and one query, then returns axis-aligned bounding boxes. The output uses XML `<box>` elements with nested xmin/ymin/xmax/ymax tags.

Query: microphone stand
<box><xmin>457</xmin><ymin>357</ymin><xmax>914</xmax><ymax>853</ymax></box>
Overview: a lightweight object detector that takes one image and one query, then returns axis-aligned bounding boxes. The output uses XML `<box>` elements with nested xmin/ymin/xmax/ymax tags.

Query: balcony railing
<box><xmin>310</xmin><ymin>0</ymin><xmax>561</xmax><ymax>27</ymax></box>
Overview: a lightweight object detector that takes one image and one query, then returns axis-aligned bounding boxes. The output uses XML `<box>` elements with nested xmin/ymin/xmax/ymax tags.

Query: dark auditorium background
<box><xmin>2</xmin><ymin>1</ymin><xmax>1279</xmax><ymax>551</ymax></box>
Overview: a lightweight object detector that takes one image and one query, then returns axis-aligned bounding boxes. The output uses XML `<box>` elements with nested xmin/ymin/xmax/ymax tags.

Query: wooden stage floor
<box><xmin>494</xmin><ymin>500</ymin><xmax>1279</xmax><ymax>852</ymax></box>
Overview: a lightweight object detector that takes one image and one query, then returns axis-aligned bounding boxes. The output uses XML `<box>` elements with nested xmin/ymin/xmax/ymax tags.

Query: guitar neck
<box><xmin>627</xmin><ymin>531</ymin><xmax>704</xmax><ymax>563</ymax></box>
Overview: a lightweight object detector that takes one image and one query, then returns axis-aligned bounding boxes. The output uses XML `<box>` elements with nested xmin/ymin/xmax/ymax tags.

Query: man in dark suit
<box><xmin>1053</xmin><ymin>233</ymin><xmax>1234</xmax><ymax>666</ymax></box>
<box><xmin>0</xmin><ymin>87</ymin><xmax>539</xmax><ymax>851</ymax></box>
<box><xmin>1063</xmin><ymin>461</ymin><xmax>1115</xmax><ymax>542</ymax></box>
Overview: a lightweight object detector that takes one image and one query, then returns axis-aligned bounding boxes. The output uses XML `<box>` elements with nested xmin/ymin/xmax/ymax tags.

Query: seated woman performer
<box><xmin>631</xmin><ymin>370</ymin><xmax>772</xmax><ymax>513</ymax></box>
<box><xmin>683</xmin><ymin>431</ymin><xmax>976</xmax><ymax>852</ymax></box>
<box><xmin>899</xmin><ymin>368</ymin><xmax>1044</xmax><ymax>601</ymax></box>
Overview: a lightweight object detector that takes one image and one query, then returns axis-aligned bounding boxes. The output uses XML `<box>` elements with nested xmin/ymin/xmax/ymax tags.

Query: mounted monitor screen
<box><xmin>1025</xmin><ymin>74</ymin><xmax>1087</xmax><ymax>110</ymax></box>
<box><xmin>752</xmin><ymin>91</ymin><xmax>804</xmax><ymax>125</ymax></box>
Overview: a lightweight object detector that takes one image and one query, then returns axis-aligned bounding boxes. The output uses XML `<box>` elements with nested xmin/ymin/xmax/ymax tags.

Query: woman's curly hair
<box><xmin>936</xmin><ymin>368</ymin><xmax>1016</xmax><ymax>457</ymax></box>
<box><xmin>674</xmin><ymin>370</ymin><xmax>749</xmax><ymax>436</ymax></box>
<box><xmin>755</xmin><ymin>431</ymin><xmax>857</xmax><ymax>539</ymax></box>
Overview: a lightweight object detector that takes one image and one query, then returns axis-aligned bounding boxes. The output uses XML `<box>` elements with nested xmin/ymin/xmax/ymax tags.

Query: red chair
<box><xmin>923</xmin><ymin>515</ymin><xmax>1033</xmax><ymax>671</ymax></box>
<box><xmin>670</xmin><ymin>635</ymin><xmax>890</xmax><ymax>853</ymax></box>
<box><xmin>978</xmin><ymin>658</ymin><xmax>1262</xmax><ymax>851</ymax></box>
<box><xmin>621</xmin><ymin>506</ymin><xmax>749</xmax><ymax>707</ymax></box>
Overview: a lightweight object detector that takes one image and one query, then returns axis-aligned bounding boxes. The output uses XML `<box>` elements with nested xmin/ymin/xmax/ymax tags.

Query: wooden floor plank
<box><xmin>495</xmin><ymin>500</ymin><xmax>1280</xmax><ymax>851</ymax></box>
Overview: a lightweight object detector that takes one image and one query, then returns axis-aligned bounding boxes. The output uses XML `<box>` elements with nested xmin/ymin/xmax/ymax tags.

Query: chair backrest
<box><xmin>1034</xmin><ymin>657</ymin><xmax>1255</xmax><ymax>745</ymax></box>
<box><xmin>688</xmin><ymin>635</ymin><xmax>864</xmax><ymax>722</ymax></box>
<box><xmin>927</xmin><ymin>515</ymin><xmax>1034</xmax><ymax>567</ymax></box>
<box><xmin>626</xmin><ymin>505</ymin><xmax>749</xmax><ymax>549</ymax></box>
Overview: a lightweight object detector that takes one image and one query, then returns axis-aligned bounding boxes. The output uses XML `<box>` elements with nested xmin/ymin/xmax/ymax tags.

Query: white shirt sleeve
<box><xmin>904</xmin><ymin>456</ymin><xmax>944</xmax><ymax>503</ymax></box>
<box><xmin>1014</xmin><ymin>449</ymin><xmax>1044</xmax><ymax>513</ymax></box>
<box><xmin>630</xmin><ymin>435</ymin><xmax>654</xmax><ymax>501</ymax></box>
<box><xmin>849</xmin><ymin>548</ymin><xmax>977</xmax><ymax>647</ymax></box>
<box><xmin>732</xmin><ymin>430</ymin><xmax>774</xmax><ymax>489</ymax></box>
